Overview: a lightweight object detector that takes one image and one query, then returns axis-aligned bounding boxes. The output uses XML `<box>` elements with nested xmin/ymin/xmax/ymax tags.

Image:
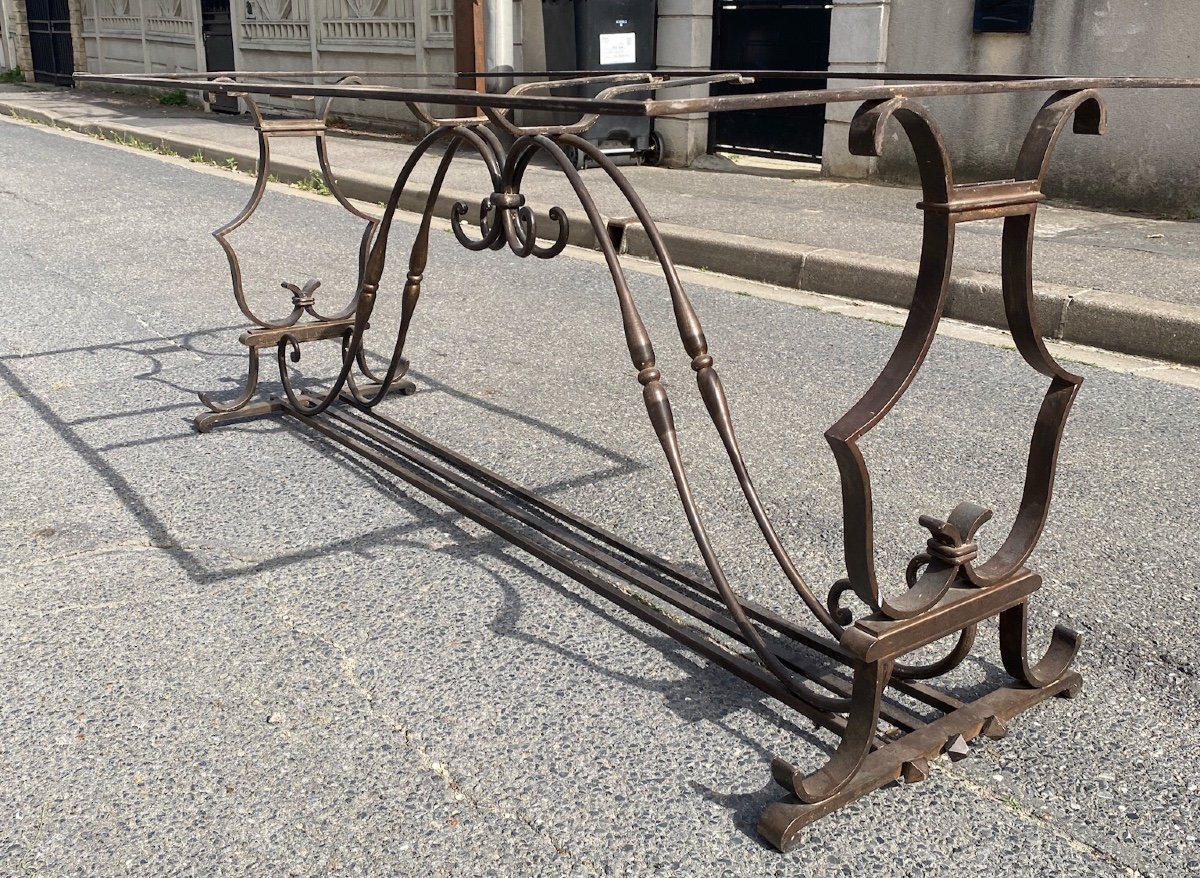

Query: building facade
<box><xmin>639</xmin><ymin>0</ymin><xmax>1198</xmax><ymax>214</ymax></box>
<box><xmin>881</xmin><ymin>1</ymin><xmax>1200</xmax><ymax>214</ymax></box>
<box><xmin>3</xmin><ymin>0</ymin><xmax>525</xmax><ymax>128</ymax></box>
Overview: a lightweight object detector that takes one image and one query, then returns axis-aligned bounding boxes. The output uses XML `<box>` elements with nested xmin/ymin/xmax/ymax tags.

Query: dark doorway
<box><xmin>26</xmin><ymin>0</ymin><xmax>74</xmax><ymax>86</ymax></box>
<box><xmin>201</xmin><ymin>0</ymin><xmax>239</xmax><ymax>113</ymax></box>
<box><xmin>710</xmin><ymin>0</ymin><xmax>831</xmax><ymax>162</ymax></box>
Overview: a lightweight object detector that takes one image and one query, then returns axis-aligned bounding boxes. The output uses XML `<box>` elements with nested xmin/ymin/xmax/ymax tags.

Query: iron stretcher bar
<box><xmin>322</xmin><ymin>402</ymin><xmax>932</xmax><ymax>734</ymax></box>
<box><xmin>335</xmin><ymin>399</ymin><xmax>965</xmax><ymax>719</ymax></box>
<box><xmin>288</xmin><ymin>404</ymin><xmax>874</xmax><ymax>743</ymax></box>
<box><xmin>334</xmin><ymin>400</ymin><xmax>969</xmax><ymax>720</ymax></box>
<box><xmin>72</xmin><ymin>69</ymin><xmax>1066</xmax><ymax>82</ymax></box>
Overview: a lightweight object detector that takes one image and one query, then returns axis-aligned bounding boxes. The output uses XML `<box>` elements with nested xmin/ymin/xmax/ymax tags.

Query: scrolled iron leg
<box><xmin>998</xmin><ymin>600</ymin><xmax>1082</xmax><ymax>690</ymax></box>
<box><xmin>194</xmin><ymin>398</ymin><xmax>290</xmax><ymax>433</ymax></box>
<box><xmin>790</xmin><ymin>659</ymin><xmax>891</xmax><ymax>804</ymax></box>
<box><xmin>355</xmin><ymin>377</ymin><xmax>417</xmax><ymax>398</ymax></box>
<box><xmin>766</xmin><ymin>661</ymin><xmax>888</xmax><ymax>797</ymax></box>
<box><xmin>759</xmin><ymin>659</ymin><xmax>891</xmax><ymax>851</ymax></box>
<box><xmin>196</xmin><ymin>347</ymin><xmax>262</xmax><ymax>428</ymax></box>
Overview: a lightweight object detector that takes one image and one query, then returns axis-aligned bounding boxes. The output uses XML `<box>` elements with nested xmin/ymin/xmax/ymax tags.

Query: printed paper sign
<box><xmin>599</xmin><ymin>32</ymin><xmax>637</xmax><ymax>66</ymax></box>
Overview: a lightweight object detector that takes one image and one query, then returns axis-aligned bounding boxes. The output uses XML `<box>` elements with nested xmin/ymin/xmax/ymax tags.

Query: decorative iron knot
<box><xmin>489</xmin><ymin>192</ymin><xmax>526</xmax><ymax>210</ymax></box>
<box><xmin>921</xmin><ymin>521</ymin><xmax>980</xmax><ymax>566</ymax></box>
<box><xmin>908</xmin><ymin>501</ymin><xmax>994</xmax><ymax>582</ymax></box>
<box><xmin>282</xmin><ymin>278</ymin><xmax>321</xmax><ymax>309</ymax></box>
<box><xmin>884</xmin><ymin>501</ymin><xmax>996</xmax><ymax>621</ymax></box>
<box><xmin>918</xmin><ymin>511</ymin><xmax>982</xmax><ymax>566</ymax></box>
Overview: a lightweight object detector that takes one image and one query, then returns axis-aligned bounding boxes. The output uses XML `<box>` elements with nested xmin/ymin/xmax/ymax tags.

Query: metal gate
<box><xmin>709</xmin><ymin>0</ymin><xmax>831</xmax><ymax>161</ymax></box>
<box><xmin>25</xmin><ymin>0</ymin><xmax>74</xmax><ymax>86</ymax></box>
<box><xmin>201</xmin><ymin>0</ymin><xmax>239</xmax><ymax>113</ymax></box>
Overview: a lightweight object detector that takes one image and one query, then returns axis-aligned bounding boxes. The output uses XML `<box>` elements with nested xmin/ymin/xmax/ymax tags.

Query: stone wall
<box><xmin>5</xmin><ymin>0</ymin><xmax>34</xmax><ymax>75</ymax></box>
<box><xmin>882</xmin><ymin>0</ymin><xmax>1200</xmax><ymax>215</ymax></box>
<box><xmin>821</xmin><ymin>0</ymin><xmax>890</xmax><ymax>179</ymax></box>
<box><xmin>49</xmin><ymin>0</ymin><xmax>507</xmax><ymax>130</ymax></box>
<box><xmin>0</xmin><ymin>0</ymin><xmax>17</xmax><ymax>68</ymax></box>
<box><xmin>653</xmin><ymin>0</ymin><xmax>712</xmax><ymax>166</ymax></box>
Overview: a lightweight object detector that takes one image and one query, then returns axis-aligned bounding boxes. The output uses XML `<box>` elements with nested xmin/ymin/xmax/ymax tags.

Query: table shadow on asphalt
<box><xmin>0</xmin><ymin>322</ymin><xmax>1088</xmax><ymax>862</ymax></box>
<box><xmin>0</xmin><ymin>323</ymin><xmax>649</xmax><ymax>581</ymax></box>
<box><xmin>0</xmin><ymin>317</ymin><xmax>1045</xmax><ymax>852</ymax></box>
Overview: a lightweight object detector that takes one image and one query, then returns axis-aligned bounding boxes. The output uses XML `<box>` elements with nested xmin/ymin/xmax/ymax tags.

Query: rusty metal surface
<box><xmin>113</xmin><ymin>71</ymin><xmax>1200</xmax><ymax>851</ymax></box>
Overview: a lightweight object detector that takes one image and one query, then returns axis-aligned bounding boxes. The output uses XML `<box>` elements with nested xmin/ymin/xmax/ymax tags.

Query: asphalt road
<box><xmin>1</xmin><ymin>116</ymin><xmax>1197</xmax><ymax>878</ymax></box>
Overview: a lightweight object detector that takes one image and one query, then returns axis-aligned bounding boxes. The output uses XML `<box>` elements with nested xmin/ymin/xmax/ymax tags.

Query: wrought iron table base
<box><xmin>83</xmin><ymin>69</ymin><xmax>1148</xmax><ymax>851</ymax></box>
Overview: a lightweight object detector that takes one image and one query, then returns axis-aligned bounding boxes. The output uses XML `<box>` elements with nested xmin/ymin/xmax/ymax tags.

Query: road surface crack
<box><xmin>275</xmin><ymin>604</ymin><xmax>603</xmax><ymax>876</ymax></box>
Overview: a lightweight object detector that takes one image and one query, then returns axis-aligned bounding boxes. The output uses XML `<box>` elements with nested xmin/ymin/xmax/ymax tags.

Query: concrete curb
<box><xmin>5</xmin><ymin>98</ymin><xmax>1199</xmax><ymax>367</ymax></box>
<box><xmin>623</xmin><ymin>223</ymin><xmax>1200</xmax><ymax>366</ymax></box>
<box><xmin>0</xmin><ymin>101</ymin><xmax>606</xmax><ymax>252</ymax></box>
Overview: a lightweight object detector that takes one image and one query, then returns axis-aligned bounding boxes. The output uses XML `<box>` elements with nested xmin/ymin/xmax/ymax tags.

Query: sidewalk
<box><xmin>3</xmin><ymin>82</ymin><xmax>1198</xmax><ymax>365</ymax></box>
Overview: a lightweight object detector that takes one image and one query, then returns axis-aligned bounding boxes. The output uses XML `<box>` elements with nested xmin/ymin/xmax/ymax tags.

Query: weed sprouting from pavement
<box><xmin>158</xmin><ymin>89</ymin><xmax>189</xmax><ymax>107</ymax></box>
<box><xmin>292</xmin><ymin>169</ymin><xmax>332</xmax><ymax>197</ymax></box>
<box><xmin>0</xmin><ymin>68</ymin><xmax>25</xmax><ymax>84</ymax></box>
<box><xmin>85</xmin><ymin>126</ymin><xmax>179</xmax><ymax>158</ymax></box>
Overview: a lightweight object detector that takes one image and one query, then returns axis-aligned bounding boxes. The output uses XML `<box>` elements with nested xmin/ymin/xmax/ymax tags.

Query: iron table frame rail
<box><xmin>74</xmin><ymin>69</ymin><xmax>1196</xmax><ymax>852</ymax></box>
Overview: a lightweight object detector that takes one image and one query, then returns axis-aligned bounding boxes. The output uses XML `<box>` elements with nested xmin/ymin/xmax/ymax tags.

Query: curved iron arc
<box><xmin>826</xmin><ymin>97</ymin><xmax>958</xmax><ymax>618</ymax></box>
<box><xmin>958</xmin><ymin>90</ymin><xmax>1105</xmax><ymax>588</ymax></box>
<box><xmin>275</xmin><ymin>293</ymin><xmax>370</xmax><ymax>417</ymax></box>
<box><xmin>352</xmin><ymin>133</ymin><xmax>480</xmax><ymax>401</ymax></box>
<box><xmin>350</xmin><ymin>125</ymin><xmax>508</xmax><ymax>408</ymax></box>
<box><xmin>516</xmin><ymin>133</ymin><xmax>808</xmax><ymax>696</ymax></box>
<box><xmin>552</xmin><ymin>133</ymin><xmax>845</xmax><ymax>639</ymax></box>
<box><xmin>481</xmin><ymin>73</ymin><xmax>658</xmax><ymax>140</ymax></box>
<box><xmin>274</xmin><ymin>124</ymin><xmax>501</xmax><ymax>417</ymax></box>
<box><xmin>377</xmin><ymin>130</ymin><xmax>846</xmax><ymax>713</ymax></box>
<box><xmin>308</xmin><ymin>75</ymin><xmax>384</xmax><ymax>323</ymax></box>
<box><xmin>450</xmin><ymin>197</ymin><xmax>506</xmax><ymax>252</ymax></box>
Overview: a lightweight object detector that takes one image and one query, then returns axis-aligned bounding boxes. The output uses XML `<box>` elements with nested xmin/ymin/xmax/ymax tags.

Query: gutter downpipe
<box><xmin>482</xmin><ymin>0</ymin><xmax>514</xmax><ymax>93</ymax></box>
